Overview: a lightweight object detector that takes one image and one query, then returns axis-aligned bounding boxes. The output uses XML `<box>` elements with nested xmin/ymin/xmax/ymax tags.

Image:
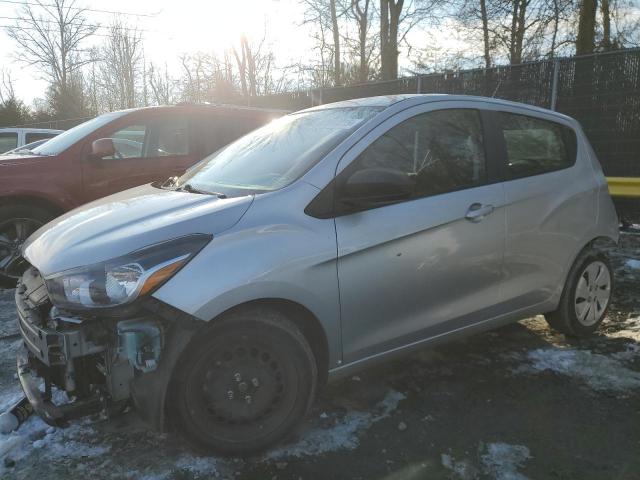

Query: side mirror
<box><xmin>90</xmin><ymin>138</ymin><xmax>116</xmax><ymax>159</ymax></box>
<box><xmin>337</xmin><ymin>167</ymin><xmax>414</xmax><ymax>210</ymax></box>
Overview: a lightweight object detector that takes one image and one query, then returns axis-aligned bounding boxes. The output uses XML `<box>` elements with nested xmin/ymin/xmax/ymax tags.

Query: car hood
<box><xmin>23</xmin><ymin>184</ymin><xmax>254</xmax><ymax>276</ymax></box>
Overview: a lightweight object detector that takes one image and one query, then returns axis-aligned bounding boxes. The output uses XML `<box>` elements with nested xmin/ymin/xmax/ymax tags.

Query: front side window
<box><xmin>339</xmin><ymin>108</ymin><xmax>486</xmax><ymax>206</ymax></box>
<box><xmin>0</xmin><ymin>132</ymin><xmax>18</xmax><ymax>153</ymax></box>
<box><xmin>103</xmin><ymin>118</ymin><xmax>189</xmax><ymax>160</ymax></box>
<box><xmin>498</xmin><ymin>112</ymin><xmax>577</xmax><ymax>178</ymax></box>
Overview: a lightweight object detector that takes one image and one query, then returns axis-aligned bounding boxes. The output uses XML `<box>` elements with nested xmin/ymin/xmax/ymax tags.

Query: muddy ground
<box><xmin>0</xmin><ymin>234</ymin><xmax>638</xmax><ymax>480</ymax></box>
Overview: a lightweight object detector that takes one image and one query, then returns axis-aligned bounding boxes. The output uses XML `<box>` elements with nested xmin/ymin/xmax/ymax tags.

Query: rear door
<box><xmin>332</xmin><ymin>103</ymin><xmax>506</xmax><ymax>363</ymax></box>
<box><xmin>488</xmin><ymin>109</ymin><xmax>597</xmax><ymax>310</ymax></box>
<box><xmin>82</xmin><ymin>112</ymin><xmax>197</xmax><ymax>201</ymax></box>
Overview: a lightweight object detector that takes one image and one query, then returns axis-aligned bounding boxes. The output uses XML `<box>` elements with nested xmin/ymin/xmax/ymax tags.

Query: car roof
<box><xmin>0</xmin><ymin>127</ymin><xmax>64</xmax><ymax>133</ymax></box>
<box><xmin>110</xmin><ymin>103</ymin><xmax>290</xmax><ymax>116</ymax></box>
<box><xmin>303</xmin><ymin>94</ymin><xmax>574</xmax><ymax>123</ymax></box>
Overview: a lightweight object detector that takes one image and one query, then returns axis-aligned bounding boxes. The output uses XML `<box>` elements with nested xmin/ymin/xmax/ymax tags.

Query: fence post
<box><xmin>550</xmin><ymin>59</ymin><xmax>560</xmax><ymax>110</ymax></box>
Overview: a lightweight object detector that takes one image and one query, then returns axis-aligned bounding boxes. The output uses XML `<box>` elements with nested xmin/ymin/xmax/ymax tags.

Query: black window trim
<box><xmin>307</xmin><ymin>107</ymin><xmax>498</xmax><ymax>219</ymax></box>
<box><xmin>486</xmin><ymin>109</ymin><xmax>578</xmax><ymax>182</ymax></box>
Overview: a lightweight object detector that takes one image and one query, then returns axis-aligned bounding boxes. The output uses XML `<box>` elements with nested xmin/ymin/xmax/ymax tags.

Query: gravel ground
<box><xmin>0</xmin><ymin>234</ymin><xmax>638</xmax><ymax>480</ymax></box>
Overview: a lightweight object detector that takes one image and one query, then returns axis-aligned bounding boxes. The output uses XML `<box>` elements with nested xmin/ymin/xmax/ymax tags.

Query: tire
<box><xmin>0</xmin><ymin>204</ymin><xmax>53</xmax><ymax>288</ymax></box>
<box><xmin>168</xmin><ymin>307</ymin><xmax>318</xmax><ymax>455</ymax></box>
<box><xmin>545</xmin><ymin>246</ymin><xmax>614</xmax><ymax>337</ymax></box>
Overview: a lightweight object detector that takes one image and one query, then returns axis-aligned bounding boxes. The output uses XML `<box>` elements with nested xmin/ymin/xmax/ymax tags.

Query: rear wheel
<box><xmin>169</xmin><ymin>308</ymin><xmax>317</xmax><ymax>455</ymax></box>
<box><xmin>545</xmin><ymin>247</ymin><xmax>613</xmax><ymax>337</ymax></box>
<box><xmin>0</xmin><ymin>205</ymin><xmax>52</xmax><ymax>287</ymax></box>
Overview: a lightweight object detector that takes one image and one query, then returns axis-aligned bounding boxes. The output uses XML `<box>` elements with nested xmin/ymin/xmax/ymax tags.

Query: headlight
<box><xmin>44</xmin><ymin>234</ymin><xmax>211</xmax><ymax>309</ymax></box>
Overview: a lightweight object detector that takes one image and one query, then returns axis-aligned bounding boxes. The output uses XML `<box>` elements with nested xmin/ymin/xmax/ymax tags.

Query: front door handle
<box><xmin>465</xmin><ymin>203</ymin><xmax>494</xmax><ymax>222</ymax></box>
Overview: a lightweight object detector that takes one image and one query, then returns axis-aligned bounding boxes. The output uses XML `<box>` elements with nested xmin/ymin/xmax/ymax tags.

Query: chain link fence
<box><xmin>246</xmin><ymin>49</ymin><xmax>640</xmax><ymax>223</ymax></box>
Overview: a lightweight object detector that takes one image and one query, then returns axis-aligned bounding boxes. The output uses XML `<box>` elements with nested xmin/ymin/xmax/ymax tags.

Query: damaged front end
<box><xmin>16</xmin><ymin>266</ymin><xmax>197</xmax><ymax>429</ymax></box>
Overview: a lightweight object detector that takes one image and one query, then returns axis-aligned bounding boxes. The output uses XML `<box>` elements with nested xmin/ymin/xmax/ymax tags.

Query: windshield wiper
<box><xmin>176</xmin><ymin>183</ymin><xmax>227</xmax><ymax>198</ymax></box>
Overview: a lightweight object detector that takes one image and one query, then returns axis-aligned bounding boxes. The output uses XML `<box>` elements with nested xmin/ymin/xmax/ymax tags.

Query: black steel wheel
<box><xmin>0</xmin><ymin>205</ymin><xmax>52</xmax><ymax>287</ymax></box>
<box><xmin>169</xmin><ymin>308</ymin><xmax>317</xmax><ymax>455</ymax></box>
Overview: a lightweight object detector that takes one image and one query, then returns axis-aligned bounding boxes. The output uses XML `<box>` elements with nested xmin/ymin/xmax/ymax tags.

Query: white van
<box><xmin>0</xmin><ymin>127</ymin><xmax>63</xmax><ymax>153</ymax></box>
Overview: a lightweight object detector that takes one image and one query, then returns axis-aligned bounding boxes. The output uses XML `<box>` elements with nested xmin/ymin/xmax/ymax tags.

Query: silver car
<box><xmin>16</xmin><ymin>95</ymin><xmax>618</xmax><ymax>454</ymax></box>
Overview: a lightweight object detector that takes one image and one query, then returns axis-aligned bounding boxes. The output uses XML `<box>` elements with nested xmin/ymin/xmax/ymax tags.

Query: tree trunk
<box><xmin>479</xmin><ymin>0</ymin><xmax>491</xmax><ymax>68</ymax></box>
<box><xmin>380</xmin><ymin>0</ymin><xmax>390</xmax><ymax>80</ymax></box>
<box><xmin>380</xmin><ymin>0</ymin><xmax>403</xmax><ymax>80</ymax></box>
<box><xmin>600</xmin><ymin>0</ymin><xmax>611</xmax><ymax>50</ymax></box>
<box><xmin>330</xmin><ymin>0</ymin><xmax>341</xmax><ymax>85</ymax></box>
<box><xmin>576</xmin><ymin>0</ymin><xmax>598</xmax><ymax>55</ymax></box>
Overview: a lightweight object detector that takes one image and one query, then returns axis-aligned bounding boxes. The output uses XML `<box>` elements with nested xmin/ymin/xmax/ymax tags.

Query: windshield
<box><xmin>175</xmin><ymin>106</ymin><xmax>383</xmax><ymax>196</ymax></box>
<box><xmin>32</xmin><ymin>111</ymin><xmax>126</xmax><ymax>156</ymax></box>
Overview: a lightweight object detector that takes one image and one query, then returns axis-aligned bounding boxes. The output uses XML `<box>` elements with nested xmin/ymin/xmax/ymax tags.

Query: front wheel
<box><xmin>169</xmin><ymin>308</ymin><xmax>318</xmax><ymax>455</ymax></box>
<box><xmin>0</xmin><ymin>205</ymin><xmax>52</xmax><ymax>287</ymax></box>
<box><xmin>545</xmin><ymin>247</ymin><xmax>613</xmax><ymax>337</ymax></box>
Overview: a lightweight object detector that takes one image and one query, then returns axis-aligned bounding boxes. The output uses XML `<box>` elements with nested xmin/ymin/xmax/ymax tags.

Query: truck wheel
<box><xmin>169</xmin><ymin>308</ymin><xmax>318</xmax><ymax>455</ymax></box>
<box><xmin>545</xmin><ymin>247</ymin><xmax>613</xmax><ymax>337</ymax></box>
<box><xmin>0</xmin><ymin>205</ymin><xmax>52</xmax><ymax>287</ymax></box>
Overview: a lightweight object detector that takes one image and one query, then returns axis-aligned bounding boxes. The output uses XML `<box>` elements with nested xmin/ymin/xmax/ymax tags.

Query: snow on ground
<box><xmin>480</xmin><ymin>443</ymin><xmax>531</xmax><ymax>480</ymax></box>
<box><xmin>441</xmin><ymin>442</ymin><xmax>531</xmax><ymax>479</ymax></box>
<box><xmin>510</xmin><ymin>309</ymin><xmax>640</xmax><ymax>393</ymax></box>
<box><xmin>267</xmin><ymin>389</ymin><xmax>406</xmax><ymax>459</ymax></box>
<box><xmin>516</xmin><ymin>346</ymin><xmax>640</xmax><ymax>392</ymax></box>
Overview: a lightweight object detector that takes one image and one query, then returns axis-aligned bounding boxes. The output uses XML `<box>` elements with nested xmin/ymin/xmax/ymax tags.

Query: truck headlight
<box><xmin>44</xmin><ymin>234</ymin><xmax>211</xmax><ymax>309</ymax></box>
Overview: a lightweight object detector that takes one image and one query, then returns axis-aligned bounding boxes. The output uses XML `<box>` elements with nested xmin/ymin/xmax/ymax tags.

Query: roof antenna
<box><xmin>491</xmin><ymin>79</ymin><xmax>502</xmax><ymax>98</ymax></box>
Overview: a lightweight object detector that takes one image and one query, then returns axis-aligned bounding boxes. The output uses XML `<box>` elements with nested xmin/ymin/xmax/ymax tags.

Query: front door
<box><xmin>82</xmin><ymin>114</ymin><xmax>195</xmax><ymax>202</ymax></box>
<box><xmin>333</xmin><ymin>105</ymin><xmax>506</xmax><ymax>363</ymax></box>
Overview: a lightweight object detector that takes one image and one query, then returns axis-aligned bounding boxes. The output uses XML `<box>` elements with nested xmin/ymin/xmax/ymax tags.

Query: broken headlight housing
<box><xmin>44</xmin><ymin>234</ymin><xmax>211</xmax><ymax>309</ymax></box>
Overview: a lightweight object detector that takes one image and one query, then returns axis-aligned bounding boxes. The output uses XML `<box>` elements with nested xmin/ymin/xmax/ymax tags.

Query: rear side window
<box><xmin>0</xmin><ymin>132</ymin><xmax>18</xmax><ymax>153</ymax></box>
<box><xmin>498</xmin><ymin>112</ymin><xmax>577</xmax><ymax>179</ymax></box>
<box><xmin>25</xmin><ymin>132</ymin><xmax>58</xmax><ymax>143</ymax></box>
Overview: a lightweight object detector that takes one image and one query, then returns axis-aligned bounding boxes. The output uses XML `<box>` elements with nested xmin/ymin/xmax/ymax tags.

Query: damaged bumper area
<box><xmin>16</xmin><ymin>266</ymin><xmax>196</xmax><ymax>429</ymax></box>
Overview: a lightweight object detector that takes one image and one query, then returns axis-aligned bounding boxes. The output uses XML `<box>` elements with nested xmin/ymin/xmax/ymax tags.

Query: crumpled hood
<box><xmin>23</xmin><ymin>184</ymin><xmax>253</xmax><ymax>276</ymax></box>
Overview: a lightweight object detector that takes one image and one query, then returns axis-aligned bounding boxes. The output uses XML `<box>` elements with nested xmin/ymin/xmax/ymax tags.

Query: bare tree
<box><xmin>7</xmin><ymin>0</ymin><xmax>97</xmax><ymax>114</ymax></box>
<box><xmin>302</xmin><ymin>0</ymin><xmax>344</xmax><ymax>85</ymax></box>
<box><xmin>98</xmin><ymin>19</ymin><xmax>144</xmax><ymax>109</ymax></box>
<box><xmin>380</xmin><ymin>0</ymin><xmax>444</xmax><ymax>80</ymax></box>
<box><xmin>148</xmin><ymin>63</ymin><xmax>177</xmax><ymax>105</ymax></box>
<box><xmin>346</xmin><ymin>0</ymin><xmax>376</xmax><ymax>82</ymax></box>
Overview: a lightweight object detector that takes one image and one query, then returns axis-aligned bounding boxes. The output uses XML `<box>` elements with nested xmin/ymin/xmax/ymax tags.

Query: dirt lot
<box><xmin>0</xmin><ymin>234</ymin><xmax>638</xmax><ymax>480</ymax></box>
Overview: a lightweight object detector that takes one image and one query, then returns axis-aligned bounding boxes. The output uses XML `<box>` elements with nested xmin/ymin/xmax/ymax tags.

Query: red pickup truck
<box><xmin>0</xmin><ymin>104</ymin><xmax>283</xmax><ymax>284</ymax></box>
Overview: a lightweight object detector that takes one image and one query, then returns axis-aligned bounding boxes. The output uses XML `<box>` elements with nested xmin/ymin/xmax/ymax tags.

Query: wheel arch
<box><xmin>554</xmin><ymin>234</ymin><xmax>617</xmax><ymax>305</ymax></box>
<box><xmin>0</xmin><ymin>194</ymin><xmax>67</xmax><ymax>218</ymax></box>
<box><xmin>208</xmin><ymin>298</ymin><xmax>330</xmax><ymax>387</ymax></box>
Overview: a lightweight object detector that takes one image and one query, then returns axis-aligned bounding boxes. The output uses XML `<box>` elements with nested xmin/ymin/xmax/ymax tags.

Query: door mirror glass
<box><xmin>338</xmin><ymin>167</ymin><xmax>414</xmax><ymax>208</ymax></box>
<box><xmin>90</xmin><ymin>138</ymin><xmax>116</xmax><ymax>159</ymax></box>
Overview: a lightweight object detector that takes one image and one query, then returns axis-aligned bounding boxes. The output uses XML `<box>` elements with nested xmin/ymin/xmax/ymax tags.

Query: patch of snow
<box><xmin>480</xmin><ymin>443</ymin><xmax>531</xmax><ymax>480</ymax></box>
<box><xmin>517</xmin><ymin>347</ymin><xmax>640</xmax><ymax>392</ymax></box>
<box><xmin>267</xmin><ymin>389</ymin><xmax>406</xmax><ymax>459</ymax></box>
<box><xmin>607</xmin><ymin>316</ymin><xmax>640</xmax><ymax>343</ymax></box>
<box><xmin>441</xmin><ymin>453</ymin><xmax>476</xmax><ymax>479</ymax></box>
<box><xmin>174</xmin><ymin>454</ymin><xmax>219</xmax><ymax>477</ymax></box>
<box><xmin>625</xmin><ymin>259</ymin><xmax>640</xmax><ymax>270</ymax></box>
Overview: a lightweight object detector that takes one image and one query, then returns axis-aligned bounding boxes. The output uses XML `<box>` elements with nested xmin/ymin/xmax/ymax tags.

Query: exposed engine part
<box><xmin>117</xmin><ymin>319</ymin><xmax>163</xmax><ymax>373</ymax></box>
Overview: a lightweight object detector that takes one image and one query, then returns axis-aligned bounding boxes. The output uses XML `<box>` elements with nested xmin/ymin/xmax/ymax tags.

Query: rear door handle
<box><xmin>465</xmin><ymin>203</ymin><xmax>494</xmax><ymax>222</ymax></box>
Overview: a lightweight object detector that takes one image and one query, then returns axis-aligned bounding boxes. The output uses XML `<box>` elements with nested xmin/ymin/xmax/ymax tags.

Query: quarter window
<box><xmin>498</xmin><ymin>112</ymin><xmax>576</xmax><ymax>178</ymax></box>
<box><xmin>344</xmin><ymin>109</ymin><xmax>486</xmax><ymax>202</ymax></box>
